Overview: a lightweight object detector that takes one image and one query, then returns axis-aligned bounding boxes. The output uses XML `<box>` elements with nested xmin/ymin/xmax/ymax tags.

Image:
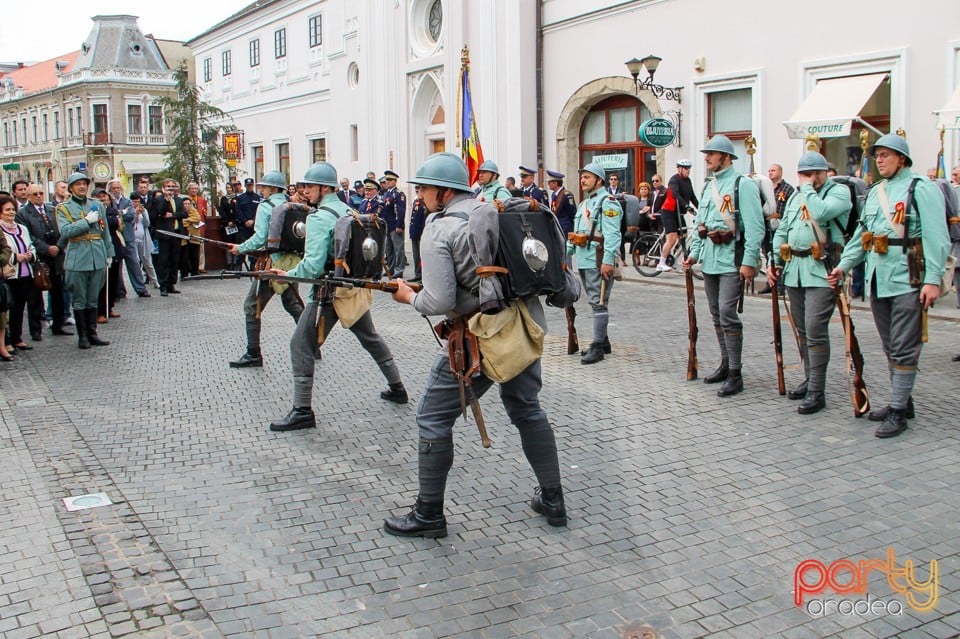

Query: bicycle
<box><xmin>631</xmin><ymin>226</ymin><xmax>703</xmax><ymax>280</ymax></box>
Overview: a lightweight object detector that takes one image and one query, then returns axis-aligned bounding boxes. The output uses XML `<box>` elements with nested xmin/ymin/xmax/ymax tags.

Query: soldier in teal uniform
<box><xmin>474</xmin><ymin>160</ymin><xmax>512</xmax><ymax>202</ymax></box>
<box><xmin>268</xmin><ymin>162</ymin><xmax>407</xmax><ymax>432</ymax></box>
<box><xmin>228</xmin><ymin>170</ymin><xmax>304</xmax><ymax>368</ymax></box>
<box><xmin>768</xmin><ymin>152</ymin><xmax>852</xmax><ymax>414</ymax></box>
<box><xmin>683</xmin><ymin>134</ymin><xmax>765</xmax><ymax>397</ymax></box>
<box><xmin>828</xmin><ymin>133</ymin><xmax>950</xmax><ymax>438</ymax></box>
<box><xmin>566</xmin><ymin>162</ymin><xmax>622</xmax><ymax>364</ymax></box>
<box><xmin>55</xmin><ymin>172</ymin><xmax>114</xmax><ymax>350</ymax></box>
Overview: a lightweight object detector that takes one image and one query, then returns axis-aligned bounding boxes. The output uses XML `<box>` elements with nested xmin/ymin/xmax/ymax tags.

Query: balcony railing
<box><xmin>66</xmin><ymin>136</ymin><xmax>83</xmax><ymax>148</ymax></box>
<box><xmin>147</xmin><ymin>134</ymin><xmax>167</xmax><ymax>145</ymax></box>
<box><xmin>86</xmin><ymin>132</ymin><xmax>113</xmax><ymax>146</ymax></box>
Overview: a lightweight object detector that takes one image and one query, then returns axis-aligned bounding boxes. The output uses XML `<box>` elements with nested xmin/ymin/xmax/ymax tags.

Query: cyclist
<box><xmin>657</xmin><ymin>159</ymin><xmax>698</xmax><ymax>272</ymax></box>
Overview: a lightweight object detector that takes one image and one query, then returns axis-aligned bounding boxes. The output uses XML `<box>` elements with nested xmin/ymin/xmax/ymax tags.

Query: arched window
<box><xmin>579</xmin><ymin>96</ymin><xmax>655</xmax><ymax>195</ymax></box>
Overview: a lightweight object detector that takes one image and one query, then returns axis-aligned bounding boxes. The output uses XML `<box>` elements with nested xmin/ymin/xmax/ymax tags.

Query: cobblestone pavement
<box><xmin>2</xmin><ymin>270</ymin><xmax>959</xmax><ymax>639</ymax></box>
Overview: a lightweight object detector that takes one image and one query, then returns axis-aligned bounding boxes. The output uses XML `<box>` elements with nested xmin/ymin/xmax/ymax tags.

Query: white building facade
<box><xmin>189</xmin><ymin>0</ymin><xmax>960</xmax><ymax>195</ymax></box>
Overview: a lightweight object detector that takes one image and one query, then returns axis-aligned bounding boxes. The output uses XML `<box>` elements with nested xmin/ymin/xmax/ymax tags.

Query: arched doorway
<box><xmin>556</xmin><ymin>77</ymin><xmax>667</xmax><ymax>194</ymax></box>
<box><xmin>410</xmin><ymin>73</ymin><xmax>445</xmax><ymax>173</ymax></box>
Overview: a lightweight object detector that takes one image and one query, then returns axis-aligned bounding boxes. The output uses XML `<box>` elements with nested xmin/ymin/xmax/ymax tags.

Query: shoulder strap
<box><xmin>588</xmin><ymin>195</ymin><xmax>608</xmax><ymax>237</ymax></box>
<box><xmin>710</xmin><ymin>179</ymin><xmax>737</xmax><ymax>231</ymax></box>
<box><xmin>317</xmin><ymin>205</ymin><xmax>343</xmax><ymax>220</ymax></box>
<box><xmin>876</xmin><ymin>182</ymin><xmax>906</xmax><ymax>240</ymax></box>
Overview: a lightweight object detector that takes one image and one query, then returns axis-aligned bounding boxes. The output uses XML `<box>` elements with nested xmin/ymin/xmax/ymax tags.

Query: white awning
<box><xmin>119</xmin><ymin>160</ymin><xmax>163</xmax><ymax>174</ymax></box>
<box><xmin>783</xmin><ymin>73</ymin><xmax>888</xmax><ymax>139</ymax></box>
<box><xmin>935</xmin><ymin>86</ymin><xmax>960</xmax><ymax>130</ymax></box>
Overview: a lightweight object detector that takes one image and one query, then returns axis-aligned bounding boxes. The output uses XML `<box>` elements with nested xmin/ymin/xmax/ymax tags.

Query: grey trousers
<box><xmin>414</xmin><ymin>355</ymin><xmax>561</xmax><ymax>502</ymax></box>
<box><xmin>289</xmin><ymin>298</ymin><xmax>401</xmax><ymax>408</ymax></box>
<box><xmin>384</xmin><ymin>231</ymin><xmax>407</xmax><ymax>276</ymax></box>
<box><xmin>242</xmin><ymin>279</ymin><xmax>303</xmax><ymax>353</ymax></box>
<box><xmin>870</xmin><ymin>286</ymin><xmax>923</xmax><ymax>410</ymax></box>
<box><xmin>703</xmin><ymin>273</ymin><xmax>743</xmax><ymax>370</ymax></box>
<box><xmin>121</xmin><ymin>243</ymin><xmax>147</xmax><ymax>294</ymax></box>
<box><xmin>786</xmin><ymin>286</ymin><xmax>835</xmax><ymax>393</ymax></box>
<box><xmin>579</xmin><ymin>268</ymin><xmax>613</xmax><ymax>344</ymax></box>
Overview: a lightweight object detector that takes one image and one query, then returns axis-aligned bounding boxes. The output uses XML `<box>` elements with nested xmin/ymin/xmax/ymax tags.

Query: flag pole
<box><xmin>457</xmin><ymin>46</ymin><xmax>469</xmax><ymax>150</ymax></box>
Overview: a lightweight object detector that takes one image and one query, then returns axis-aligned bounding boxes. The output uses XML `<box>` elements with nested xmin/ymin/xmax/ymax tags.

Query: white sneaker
<box><xmin>64</xmin><ymin>316</ymin><xmax>75</xmax><ymax>325</ymax></box>
<box><xmin>656</xmin><ymin>263</ymin><xmax>671</xmax><ymax>272</ymax></box>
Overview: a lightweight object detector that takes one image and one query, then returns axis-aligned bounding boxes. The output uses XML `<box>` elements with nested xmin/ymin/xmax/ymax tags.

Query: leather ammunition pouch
<box><xmin>697</xmin><ymin>224</ymin><xmax>708</xmax><ymax>239</ymax></box>
<box><xmin>780</xmin><ymin>244</ymin><xmax>821</xmax><ymax>261</ymax></box>
<box><xmin>707</xmin><ymin>229</ymin><xmax>735</xmax><ymax>244</ymax></box>
<box><xmin>862</xmin><ymin>233</ymin><xmax>906</xmax><ymax>255</ymax></box>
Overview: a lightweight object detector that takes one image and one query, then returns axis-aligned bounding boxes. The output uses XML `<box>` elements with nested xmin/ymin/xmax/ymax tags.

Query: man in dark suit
<box><xmin>650</xmin><ymin>174</ymin><xmax>667</xmax><ymax>216</ymax></box>
<box><xmin>17</xmin><ymin>184</ymin><xmax>72</xmax><ymax>337</ymax></box>
<box><xmin>148</xmin><ymin>179</ymin><xmax>187</xmax><ymax>295</ymax></box>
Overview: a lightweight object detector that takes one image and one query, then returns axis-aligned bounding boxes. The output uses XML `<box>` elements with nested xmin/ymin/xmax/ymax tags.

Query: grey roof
<box><xmin>185</xmin><ymin>0</ymin><xmax>286</xmax><ymax>45</ymax></box>
<box><xmin>74</xmin><ymin>15</ymin><xmax>168</xmax><ymax>71</ymax></box>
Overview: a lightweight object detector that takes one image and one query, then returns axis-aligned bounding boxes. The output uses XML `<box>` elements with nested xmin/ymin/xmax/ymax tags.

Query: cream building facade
<box><xmin>189</xmin><ymin>0</ymin><xmax>960</xmax><ymax>195</ymax></box>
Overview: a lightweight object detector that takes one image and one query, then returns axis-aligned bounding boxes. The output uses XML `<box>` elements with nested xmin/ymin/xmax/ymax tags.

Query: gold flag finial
<box><xmin>461</xmin><ymin>45</ymin><xmax>470</xmax><ymax>70</ymax></box>
<box><xmin>745</xmin><ymin>135</ymin><xmax>757</xmax><ymax>156</ymax></box>
<box><xmin>895</xmin><ymin>128</ymin><xmax>906</xmax><ymax>139</ymax></box>
<box><xmin>805</xmin><ymin>133</ymin><xmax>820</xmax><ymax>152</ymax></box>
<box><xmin>859</xmin><ymin>129</ymin><xmax>869</xmax><ymax>151</ymax></box>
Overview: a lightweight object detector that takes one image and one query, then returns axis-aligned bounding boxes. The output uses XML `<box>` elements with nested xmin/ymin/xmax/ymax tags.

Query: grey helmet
<box><xmin>700</xmin><ymin>134</ymin><xmax>738</xmax><ymax>160</ymax></box>
<box><xmin>868</xmin><ymin>133</ymin><xmax>913</xmax><ymax>167</ymax></box>
<box><xmin>67</xmin><ymin>172</ymin><xmax>91</xmax><ymax>189</ymax></box>
<box><xmin>301</xmin><ymin>162</ymin><xmax>339</xmax><ymax>187</ymax></box>
<box><xmin>578</xmin><ymin>162</ymin><xmax>606</xmax><ymax>182</ymax></box>
<box><xmin>407</xmin><ymin>152</ymin><xmax>472</xmax><ymax>192</ymax></box>
<box><xmin>797</xmin><ymin>151</ymin><xmax>829</xmax><ymax>173</ymax></box>
<box><xmin>257</xmin><ymin>170</ymin><xmax>288</xmax><ymax>189</ymax></box>
<box><xmin>477</xmin><ymin>160</ymin><xmax>500</xmax><ymax>175</ymax></box>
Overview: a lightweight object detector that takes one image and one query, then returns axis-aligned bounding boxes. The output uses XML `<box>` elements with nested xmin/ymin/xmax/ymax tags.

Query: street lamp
<box><xmin>625</xmin><ymin>55</ymin><xmax>682</xmax><ymax>103</ymax></box>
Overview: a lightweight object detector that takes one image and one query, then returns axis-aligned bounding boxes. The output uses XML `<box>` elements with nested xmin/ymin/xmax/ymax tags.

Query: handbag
<box><xmin>332</xmin><ymin>287</ymin><xmax>373</xmax><ymax>328</ymax></box>
<box><xmin>467</xmin><ymin>300</ymin><xmax>544</xmax><ymax>383</ymax></box>
<box><xmin>33</xmin><ymin>262</ymin><xmax>53</xmax><ymax>291</ymax></box>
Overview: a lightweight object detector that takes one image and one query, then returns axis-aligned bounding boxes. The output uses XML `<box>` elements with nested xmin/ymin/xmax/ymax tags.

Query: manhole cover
<box><xmin>63</xmin><ymin>493</ymin><xmax>113</xmax><ymax>511</ymax></box>
<box><xmin>622</xmin><ymin>625</ymin><xmax>659</xmax><ymax>639</ymax></box>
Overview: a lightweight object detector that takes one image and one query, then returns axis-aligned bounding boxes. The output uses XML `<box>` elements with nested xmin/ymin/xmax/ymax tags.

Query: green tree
<box><xmin>154</xmin><ymin>60</ymin><xmax>233</xmax><ymax>195</ymax></box>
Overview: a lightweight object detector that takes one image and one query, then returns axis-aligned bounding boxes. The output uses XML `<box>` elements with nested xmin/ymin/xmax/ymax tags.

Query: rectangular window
<box><xmin>708</xmin><ymin>88</ymin><xmax>752</xmax><ymax>173</ymax></box>
<box><xmin>252</xmin><ymin>145</ymin><xmax>264</xmax><ymax>181</ymax></box>
<box><xmin>309</xmin><ymin>15</ymin><xmax>322</xmax><ymax>48</ymax></box>
<box><xmin>350</xmin><ymin>124</ymin><xmax>358</xmax><ymax>162</ymax></box>
<box><xmin>75</xmin><ymin>106</ymin><xmax>82</xmax><ymax>135</ymax></box>
<box><xmin>54</xmin><ymin>110</ymin><xmax>60</xmax><ymax>139</ymax></box>
<box><xmin>274</xmin><ymin>28</ymin><xmax>286</xmax><ymax>59</ymax></box>
<box><xmin>148</xmin><ymin>105</ymin><xmax>163</xmax><ymax>135</ymax></box>
<box><xmin>93</xmin><ymin>104</ymin><xmax>108</xmax><ymax>134</ymax></box>
<box><xmin>278</xmin><ymin>142</ymin><xmax>290</xmax><ymax>180</ymax></box>
<box><xmin>42</xmin><ymin>113</ymin><xmax>48</xmax><ymax>141</ymax></box>
<box><xmin>249</xmin><ymin>39</ymin><xmax>260</xmax><ymax>67</ymax></box>
<box><xmin>608</xmin><ymin>106</ymin><xmax>637</xmax><ymax>144</ymax></box>
<box><xmin>2</xmin><ymin>122</ymin><xmax>8</xmax><ymax>147</ymax></box>
<box><xmin>222</xmin><ymin>50</ymin><xmax>232</xmax><ymax>76</ymax></box>
<box><xmin>582</xmin><ymin>111</ymin><xmax>605</xmax><ymax>145</ymax></box>
<box><xmin>11</xmin><ymin>122</ymin><xmax>16</xmax><ymax>146</ymax></box>
<box><xmin>67</xmin><ymin>108</ymin><xmax>74</xmax><ymax>137</ymax></box>
<box><xmin>311</xmin><ymin>137</ymin><xmax>326</xmax><ymax>163</ymax></box>
<box><xmin>203</xmin><ymin>57</ymin><xmax>212</xmax><ymax>82</ymax></box>
<box><xmin>22</xmin><ymin>118</ymin><xmax>27</xmax><ymax>143</ymax></box>
<box><xmin>127</xmin><ymin>105</ymin><xmax>142</xmax><ymax>135</ymax></box>
<box><xmin>31</xmin><ymin>116</ymin><xmax>38</xmax><ymax>143</ymax></box>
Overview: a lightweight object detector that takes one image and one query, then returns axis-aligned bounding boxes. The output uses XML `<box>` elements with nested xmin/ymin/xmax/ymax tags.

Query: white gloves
<box><xmin>85</xmin><ymin>211</ymin><xmax>99</xmax><ymax>224</ymax></box>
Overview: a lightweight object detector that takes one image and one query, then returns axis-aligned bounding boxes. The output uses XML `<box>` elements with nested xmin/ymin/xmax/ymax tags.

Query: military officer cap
<box><xmin>700</xmin><ymin>134</ymin><xmax>739</xmax><ymax>160</ymax></box>
<box><xmin>478</xmin><ymin>160</ymin><xmax>500</xmax><ymax>175</ymax></box>
<box><xmin>91</xmin><ymin>187</ymin><xmax>107</xmax><ymax>197</ymax></box>
<box><xmin>868</xmin><ymin>133</ymin><xmax>913</xmax><ymax>167</ymax></box>
<box><xmin>797</xmin><ymin>151</ymin><xmax>829</xmax><ymax>173</ymax></box>
<box><xmin>579</xmin><ymin>162</ymin><xmax>606</xmax><ymax>182</ymax></box>
<box><xmin>363</xmin><ymin>178</ymin><xmax>381</xmax><ymax>191</ymax></box>
<box><xmin>383</xmin><ymin>170</ymin><xmax>399</xmax><ymax>180</ymax></box>
<box><xmin>546</xmin><ymin>170</ymin><xmax>565</xmax><ymax>181</ymax></box>
<box><xmin>244</xmin><ymin>177</ymin><xmax>254</xmax><ymax>185</ymax></box>
<box><xmin>67</xmin><ymin>172</ymin><xmax>91</xmax><ymax>189</ymax></box>
<box><xmin>518</xmin><ymin>165</ymin><xmax>536</xmax><ymax>177</ymax></box>
<box><xmin>353</xmin><ymin>180</ymin><xmax>363</xmax><ymax>188</ymax></box>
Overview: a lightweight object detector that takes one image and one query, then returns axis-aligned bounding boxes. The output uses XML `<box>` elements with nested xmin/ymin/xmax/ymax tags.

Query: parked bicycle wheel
<box><xmin>632</xmin><ymin>232</ymin><xmax>664</xmax><ymax>277</ymax></box>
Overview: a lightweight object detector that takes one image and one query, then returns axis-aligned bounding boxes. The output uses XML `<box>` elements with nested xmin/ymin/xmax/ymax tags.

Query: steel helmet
<box><xmin>477</xmin><ymin>160</ymin><xmax>500</xmax><ymax>175</ymax></box>
<box><xmin>797</xmin><ymin>151</ymin><xmax>829</xmax><ymax>173</ymax></box>
<box><xmin>700</xmin><ymin>134</ymin><xmax>738</xmax><ymax>160</ymax></box>
<box><xmin>67</xmin><ymin>172</ymin><xmax>91</xmax><ymax>189</ymax></box>
<box><xmin>257</xmin><ymin>170</ymin><xmax>288</xmax><ymax>189</ymax></box>
<box><xmin>407</xmin><ymin>152</ymin><xmax>472</xmax><ymax>192</ymax></box>
<box><xmin>579</xmin><ymin>162</ymin><xmax>606</xmax><ymax>182</ymax></box>
<box><xmin>868</xmin><ymin>133</ymin><xmax>913</xmax><ymax>166</ymax></box>
<box><xmin>301</xmin><ymin>162</ymin><xmax>339</xmax><ymax>187</ymax></box>
<box><xmin>676</xmin><ymin>159</ymin><xmax>693</xmax><ymax>168</ymax></box>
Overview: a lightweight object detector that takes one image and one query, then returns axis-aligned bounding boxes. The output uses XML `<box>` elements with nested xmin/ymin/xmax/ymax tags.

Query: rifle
<box><xmin>565</xmin><ymin>306</ymin><xmax>579</xmax><ymax>355</ymax></box>
<box><xmin>684</xmin><ymin>268</ymin><xmax>698</xmax><ymax>380</ymax></box>
<box><xmin>737</xmin><ymin>276</ymin><xmax>746</xmax><ymax>313</ymax></box>
<box><xmin>154</xmin><ymin>228</ymin><xmax>243</xmax><ymax>251</ymax></box>
<box><xmin>252</xmin><ymin>271</ymin><xmax>422</xmax><ymax>293</ymax></box>
<box><xmin>835</xmin><ymin>283</ymin><xmax>871</xmax><ymax>417</ymax></box>
<box><xmin>771</xmin><ymin>268</ymin><xmax>786</xmax><ymax>395</ymax></box>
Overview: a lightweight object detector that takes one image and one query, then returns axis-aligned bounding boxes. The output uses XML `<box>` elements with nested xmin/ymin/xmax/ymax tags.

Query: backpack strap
<box><xmin>317</xmin><ymin>205</ymin><xmax>343</xmax><ymax>220</ymax></box>
<box><xmin>903</xmin><ymin>177</ymin><xmax>923</xmax><ymax>254</ymax></box>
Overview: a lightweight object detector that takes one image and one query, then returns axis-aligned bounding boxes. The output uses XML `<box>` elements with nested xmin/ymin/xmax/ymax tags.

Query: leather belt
<box><xmin>707</xmin><ymin>229</ymin><xmax>734</xmax><ymax>244</ymax></box>
<box><xmin>68</xmin><ymin>233</ymin><xmax>102</xmax><ymax>243</ymax></box>
<box><xmin>861</xmin><ymin>232</ymin><xmax>907</xmax><ymax>254</ymax></box>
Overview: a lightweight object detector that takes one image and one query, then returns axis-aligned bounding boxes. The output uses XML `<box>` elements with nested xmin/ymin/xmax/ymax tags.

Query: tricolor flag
<box><xmin>459</xmin><ymin>50</ymin><xmax>484</xmax><ymax>186</ymax></box>
<box><xmin>860</xmin><ymin>147</ymin><xmax>870</xmax><ymax>180</ymax></box>
<box><xmin>936</xmin><ymin>127</ymin><xmax>947</xmax><ymax>179</ymax></box>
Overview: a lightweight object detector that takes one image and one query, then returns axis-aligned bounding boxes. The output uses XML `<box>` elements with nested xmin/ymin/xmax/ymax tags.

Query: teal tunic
<box><xmin>286</xmin><ymin>193</ymin><xmax>350</xmax><ymax>280</ymax></box>
<box><xmin>236</xmin><ymin>191</ymin><xmax>289</xmax><ymax>260</ymax></box>
<box><xmin>566</xmin><ymin>188</ymin><xmax>622</xmax><ymax>268</ymax></box>
<box><xmin>56</xmin><ymin>196</ymin><xmax>114</xmax><ymax>271</ymax></box>
<box><xmin>476</xmin><ymin>181</ymin><xmax>512</xmax><ymax>202</ymax></box>
<box><xmin>687</xmin><ymin>166</ymin><xmax>765</xmax><ymax>274</ymax></box>
<box><xmin>837</xmin><ymin>168</ymin><xmax>950</xmax><ymax>299</ymax></box>
<box><xmin>771</xmin><ymin>180</ymin><xmax>852</xmax><ymax>288</ymax></box>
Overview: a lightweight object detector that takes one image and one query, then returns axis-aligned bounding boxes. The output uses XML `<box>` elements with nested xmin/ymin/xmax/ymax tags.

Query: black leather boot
<box><xmin>797</xmin><ymin>393</ymin><xmax>825</xmax><ymax>415</ymax></box>
<box><xmin>703</xmin><ymin>361</ymin><xmax>729</xmax><ymax>384</ymax></box>
<box><xmin>230</xmin><ymin>351</ymin><xmax>263</xmax><ymax>368</ymax></box>
<box><xmin>868</xmin><ymin>397</ymin><xmax>915</xmax><ymax>422</ymax></box>
<box><xmin>530</xmin><ymin>486</ymin><xmax>567</xmax><ymax>527</ymax></box>
<box><xmin>580</xmin><ymin>343</ymin><xmax>604</xmax><ymax>365</ymax></box>
<box><xmin>383</xmin><ymin>498</ymin><xmax>447</xmax><ymax>538</ymax></box>
<box><xmin>717</xmin><ymin>370</ymin><xmax>743</xmax><ymax>397</ymax></box>
<box><xmin>602</xmin><ymin>336</ymin><xmax>611</xmax><ymax>354</ymax></box>
<box><xmin>75</xmin><ymin>310</ymin><xmax>90</xmax><ymax>350</ymax></box>
<box><xmin>788</xmin><ymin>380</ymin><xmax>808</xmax><ymax>401</ymax></box>
<box><xmin>380</xmin><ymin>383</ymin><xmax>409</xmax><ymax>404</ymax></box>
<box><xmin>85</xmin><ymin>309</ymin><xmax>110</xmax><ymax>346</ymax></box>
<box><xmin>269</xmin><ymin>407</ymin><xmax>316</xmax><ymax>432</ymax></box>
<box><xmin>875</xmin><ymin>407</ymin><xmax>908</xmax><ymax>438</ymax></box>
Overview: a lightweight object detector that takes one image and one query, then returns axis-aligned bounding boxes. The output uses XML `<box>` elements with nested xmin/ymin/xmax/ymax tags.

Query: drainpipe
<box><xmin>535</xmin><ymin>0</ymin><xmax>544</xmax><ymax>182</ymax></box>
